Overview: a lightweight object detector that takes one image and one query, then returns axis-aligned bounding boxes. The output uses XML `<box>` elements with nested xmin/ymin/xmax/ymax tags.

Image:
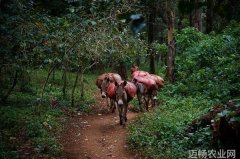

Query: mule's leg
<box><xmin>117</xmin><ymin>105</ymin><xmax>123</xmax><ymax>125</ymax></box>
<box><xmin>106</xmin><ymin>97</ymin><xmax>109</xmax><ymax>107</ymax></box>
<box><xmin>110</xmin><ymin>99</ymin><xmax>116</xmax><ymax>113</ymax></box>
<box><xmin>137</xmin><ymin>92</ymin><xmax>143</xmax><ymax>112</ymax></box>
<box><xmin>123</xmin><ymin>104</ymin><xmax>128</xmax><ymax>122</ymax></box>
<box><xmin>143</xmin><ymin>96</ymin><xmax>147</xmax><ymax>111</ymax></box>
<box><xmin>152</xmin><ymin>95</ymin><xmax>156</xmax><ymax>108</ymax></box>
<box><xmin>112</xmin><ymin>100</ymin><xmax>116</xmax><ymax>113</ymax></box>
<box><xmin>151</xmin><ymin>90</ymin><xmax>157</xmax><ymax>108</ymax></box>
<box><xmin>144</xmin><ymin>95</ymin><xmax>150</xmax><ymax>111</ymax></box>
<box><xmin>121</xmin><ymin>104</ymin><xmax>128</xmax><ymax>127</ymax></box>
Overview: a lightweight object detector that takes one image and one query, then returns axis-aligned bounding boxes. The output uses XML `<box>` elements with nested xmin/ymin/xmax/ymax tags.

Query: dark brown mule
<box><xmin>100</xmin><ymin>73</ymin><xmax>121</xmax><ymax>112</ymax></box>
<box><xmin>115</xmin><ymin>81</ymin><xmax>136</xmax><ymax>127</ymax></box>
<box><xmin>96</xmin><ymin>73</ymin><xmax>121</xmax><ymax>112</ymax></box>
<box><xmin>133</xmin><ymin>79</ymin><xmax>157</xmax><ymax>112</ymax></box>
<box><xmin>131</xmin><ymin>66</ymin><xmax>164</xmax><ymax>111</ymax></box>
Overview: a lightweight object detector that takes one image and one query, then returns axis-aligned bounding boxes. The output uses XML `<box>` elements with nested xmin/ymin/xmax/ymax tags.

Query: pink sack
<box><xmin>134</xmin><ymin>76</ymin><xmax>157</xmax><ymax>90</ymax></box>
<box><xmin>125</xmin><ymin>82</ymin><xmax>137</xmax><ymax>99</ymax></box>
<box><xmin>107</xmin><ymin>83</ymin><xmax>116</xmax><ymax>98</ymax></box>
<box><xmin>149</xmin><ymin>74</ymin><xmax>164</xmax><ymax>88</ymax></box>
<box><xmin>132</xmin><ymin>71</ymin><xmax>150</xmax><ymax>78</ymax></box>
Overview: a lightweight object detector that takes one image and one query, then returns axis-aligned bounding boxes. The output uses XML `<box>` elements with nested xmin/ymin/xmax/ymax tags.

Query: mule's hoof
<box><xmin>111</xmin><ymin>108</ymin><xmax>115</xmax><ymax>113</ymax></box>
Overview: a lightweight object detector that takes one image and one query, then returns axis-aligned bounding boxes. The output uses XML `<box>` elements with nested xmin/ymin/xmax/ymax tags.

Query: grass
<box><xmin>127</xmin><ymin>84</ymin><xmax>215</xmax><ymax>159</ymax></box>
<box><xmin>0</xmin><ymin>68</ymin><xmax>98</xmax><ymax>158</ymax></box>
<box><xmin>30</xmin><ymin>69</ymin><xmax>98</xmax><ymax>103</ymax></box>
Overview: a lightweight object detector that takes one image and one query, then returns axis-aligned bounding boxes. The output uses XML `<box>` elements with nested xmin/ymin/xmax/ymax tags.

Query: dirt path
<box><xmin>61</xmin><ymin>94</ymin><xmax>141</xmax><ymax>159</ymax></box>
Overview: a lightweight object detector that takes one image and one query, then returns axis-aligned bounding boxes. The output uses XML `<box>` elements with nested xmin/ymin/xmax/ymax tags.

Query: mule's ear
<box><xmin>123</xmin><ymin>81</ymin><xmax>127</xmax><ymax>86</ymax></box>
<box><xmin>114</xmin><ymin>81</ymin><xmax>118</xmax><ymax>87</ymax></box>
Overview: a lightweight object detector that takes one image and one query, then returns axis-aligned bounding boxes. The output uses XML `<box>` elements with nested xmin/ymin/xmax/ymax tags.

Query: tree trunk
<box><xmin>118</xmin><ymin>62</ymin><xmax>127</xmax><ymax>80</ymax></box>
<box><xmin>165</xmin><ymin>2</ymin><xmax>176</xmax><ymax>83</ymax></box>
<box><xmin>52</xmin><ymin>69</ymin><xmax>55</xmax><ymax>81</ymax></box>
<box><xmin>148</xmin><ymin>5</ymin><xmax>156</xmax><ymax>74</ymax></box>
<box><xmin>190</xmin><ymin>0</ymin><xmax>202</xmax><ymax>31</ymax></box>
<box><xmin>149</xmin><ymin>52</ymin><xmax>155</xmax><ymax>74</ymax></box>
<box><xmin>62</xmin><ymin>66</ymin><xmax>67</xmax><ymax>98</ymax></box>
<box><xmin>206</xmin><ymin>0</ymin><xmax>214</xmax><ymax>33</ymax></box>
<box><xmin>41</xmin><ymin>64</ymin><xmax>56</xmax><ymax>99</ymax></box>
<box><xmin>71</xmin><ymin>67</ymin><xmax>80</xmax><ymax>107</ymax></box>
<box><xmin>1</xmin><ymin>70</ymin><xmax>18</xmax><ymax>103</ymax></box>
<box><xmin>136</xmin><ymin>57</ymin><xmax>140</xmax><ymax>67</ymax></box>
<box><xmin>80</xmin><ymin>70</ymin><xmax>84</xmax><ymax>98</ymax></box>
<box><xmin>166</xmin><ymin>40</ymin><xmax>176</xmax><ymax>83</ymax></box>
<box><xmin>178</xmin><ymin>16</ymin><xmax>183</xmax><ymax>31</ymax></box>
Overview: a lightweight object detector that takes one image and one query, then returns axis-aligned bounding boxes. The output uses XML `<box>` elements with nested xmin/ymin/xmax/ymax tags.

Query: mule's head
<box><xmin>115</xmin><ymin>81</ymin><xmax>127</xmax><ymax>106</ymax></box>
<box><xmin>101</xmin><ymin>77</ymin><xmax>110</xmax><ymax>98</ymax></box>
<box><xmin>131</xmin><ymin>65</ymin><xmax>139</xmax><ymax>74</ymax></box>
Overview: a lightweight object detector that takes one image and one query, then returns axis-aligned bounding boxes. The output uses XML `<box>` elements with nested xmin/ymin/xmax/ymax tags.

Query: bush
<box><xmin>26</xmin><ymin>121</ymin><xmax>47</xmax><ymax>138</ymax></box>
<box><xmin>0</xmin><ymin>105</ymin><xmax>65</xmax><ymax>158</ymax></box>
<box><xmin>128</xmin><ymin>23</ymin><xmax>240</xmax><ymax>159</ymax></box>
<box><xmin>0</xmin><ymin>107</ymin><xmax>30</xmax><ymax>131</ymax></box>
<box><xmin>128</xmin><ymin>93</ymin><xmax>213</xmax><ymax>159</ymax></box>
<box><xmin>175</xmin><ymin>27</ymin><xmax>205</xmax><ymax>54</ymax></box>
<box><xmin>32</xmin><ymin>137</ymin><xmax>63</xmax><ymax>156</ymax></box>
<box><xmin>175</xmin><ymin>25</ymin><xmax>240</xmax><ymax>101</ymax></box>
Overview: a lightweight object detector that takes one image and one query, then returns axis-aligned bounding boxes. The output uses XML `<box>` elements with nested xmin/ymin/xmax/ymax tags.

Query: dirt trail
<box><xmin>61</xmin><ymin>94</ymin><xmax>141</xmax><ymax>159</ymax></box>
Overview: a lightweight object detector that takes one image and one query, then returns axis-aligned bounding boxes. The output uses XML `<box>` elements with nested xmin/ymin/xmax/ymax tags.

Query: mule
<box><xmin>131</xmin><ymin>66</ymin><xmax>164</xmax><ymax>89</ymax></box>
<box><xmin>96</xmin><ymin>73</ymin><xmax>121</xmax><ymax>111</ymax></box>
<box><xmin>149</xmin><ymin>74</ymin><xmax>164</xmax><ymax>90</ymax></box>
<box><xmin>131</xmin><ymin>66</ymin><xmax>164</xmax><ymax>110</ymax></box>
<box><xmin>101</xmin><ymin>78</ymin><xmax>116</xmax><ymax>112</ymax></box>
<box><xmin>131</xmin><ymin>66</ymin><xmax>149</xmax><ymax>78</ymax></box>
<box><xmin>133</xmin><ymin>79</ymin><xmax>157</xmax><ymax>111</ymax></box>
<box><xmin>133</xmin><ymin>75</ymin><xmax>158</xmax><ymax>111</ymax></box>
<box><xmin>100</xmin><ymin>73</ymin><xmax>122</xmax><ymax>112</ymax></box>
<box><xmin>115</xmin><ymin>81</ymin><xmax>136</xmax><ymax>127</ymax></box>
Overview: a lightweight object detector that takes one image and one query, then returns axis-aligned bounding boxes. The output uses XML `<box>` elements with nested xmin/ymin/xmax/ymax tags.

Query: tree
<box><xmin>190</xmin><ymin>0</ymin><xmax>202</xmax><ymax>31</ymax></box>
<box><xmin>165</xmin><ymin>0</ymin><xmax>176</xmax><ymax>83</ymax></box>
<box><xmin>206</xmin><ymin>0</ymin><xmax>214</xmax><ymax>33</ymax></box>
<box><xmin>147</xmin><ymin>3</ymin><xmax>157</xmax><ymax>74</ymax></box>
<box><xmin>0</xmin><ymin>0</ymin><xmax>40</xmax><ymax>103</ymax></box>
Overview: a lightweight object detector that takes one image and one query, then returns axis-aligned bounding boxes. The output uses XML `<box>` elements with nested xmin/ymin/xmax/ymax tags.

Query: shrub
<box><xmin>128</xmin><ymin>23</ymin><xmax>240</xmax><ymax>159</ymax></box>
<box><xmin>128</xmin><ymin>94</ymin><xmax>213</xmax><ymax>159</ymax></box>
<box><xmin>175</xmin><ymin>25</ymin><xmax>240</xmax><ymax>101</ymax></box>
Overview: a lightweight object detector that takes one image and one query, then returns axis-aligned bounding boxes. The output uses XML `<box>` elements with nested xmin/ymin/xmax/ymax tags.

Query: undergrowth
<box><xmin>0</xmin><ymin>69</ymin><xmax>98</xmax><ymax>158</ymax></box>
<box><xmin>128</xmin><ymin>91</ymin><xmax>214</xmax><ymax>159</ymax></box>
<box><xmin>127</xmin><ymin>23</ymin><xmax>240</xmax><ymax>159</ymax></box>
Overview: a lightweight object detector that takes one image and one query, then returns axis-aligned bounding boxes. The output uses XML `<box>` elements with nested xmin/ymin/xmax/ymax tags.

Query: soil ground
<box><xmin>61</xmin><ymin>93</ymin><xmax>142</xmax><ymax>159</ymax></box>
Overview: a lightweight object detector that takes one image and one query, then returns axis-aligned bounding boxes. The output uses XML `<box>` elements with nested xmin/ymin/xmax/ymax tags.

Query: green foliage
<box><xmin>128</xmin><ymin>23</ymin><xmax>240</xmax><ymax>159</ymax></box>
<box><xmin>129</xmin><ymin>98</ymin><xmax>143</xmax><ymax>112</ymax></box>
<box><xmin>128</xmin><ymin>93</ymin><xmax>213</xmax><ymax>159</ymax></box>
<box><xmin>0</xmin><ymin>107</ymin><xmax>30</xmax><ymax>131</ymax></box>
<box><xmin>175</xmin><ymin>27</ymin><xmax>205</xmax><ymax>54</ymax></box>
<box><xmin>175</xmin><ymin>25</ymin><xmax>240</xmax><ymax>101</ymax></box>
<box><xmin>0</xmin><ymin>105</ymin><xmax>65</xmax><ymax>158</ymax></box>
<box><xmin>26</xmin><ymin>121</ymin><xmax>47</xmax><ymax>138</ymax></box>
<box><xmin>32</xmin><ymin>137</ymin><xmax>63</xmax><ymax>156</ymax></box>
<box><xmin>0</xmin><ymin>150</ymin><xmax>19</xmax><ymax>159</ymax></box>
<box><xmin>76</xmin><ymin>105</ymin><xmax>92</xmax><ymax>114</ymax></box>
<box><xmin>151</xmin><ymin>42</ymin><xmax>168</xmax><ymax>56</ymax></box>
<box><xmin>0</xmin><ymin>68</ymin><xmax>98</xmax><ymax>158</ymax></box>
